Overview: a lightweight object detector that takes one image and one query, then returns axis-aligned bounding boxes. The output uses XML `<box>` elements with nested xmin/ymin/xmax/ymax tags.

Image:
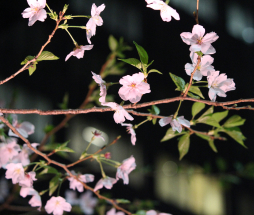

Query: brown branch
<box><xmin>195</xmin><ymin>0</ymin><xmax>199</xmax><ymax>24</ymax></box>
<box><xmin>186</xmin><ymin>127</ymin><xmax>226</xmax><ymax>141</ymax></box>
<box><xmin>0</xmin><ymin>13</ymin><xmax>64</xmax><ymax>86</ymax></box>
<box><xmin>0</xmin><ymin>97</ymin><xmax>254</xmax><ymax>116</ymax></box>
<box><xmin>0</xmin><ymin>116</ymin><xmax>132</xmax><ymax>215</ymax></box>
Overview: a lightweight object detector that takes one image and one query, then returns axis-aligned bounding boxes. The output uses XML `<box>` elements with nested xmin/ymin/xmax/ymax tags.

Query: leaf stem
<box><xmin>65</xmin><ymin>29</ymin><xmax>77</xmax><ymax>45</ymax></box>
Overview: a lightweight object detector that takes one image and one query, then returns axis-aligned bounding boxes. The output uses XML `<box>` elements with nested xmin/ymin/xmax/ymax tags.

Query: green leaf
<box><xmin>187</xmin><ymin>92</ymin><xmax>200</xmax><ymax>99</ymax></box>
<box><xmin>49</xmin><ymin>175</ymin><xmax>61</xmax><ymax>196</ymax></box>
<box><xmin>115</xmin><ymin>199</ymin><xmax>130</xmax><ymax>204</ymax></box>
<box><xmin>192</xmin><ymin>102</ymin><xmax>205</xmax><ymax>118</ymax></box>
<box><xmin>58</xmin><ymin>93</ymin><xmax>69</xmax><ymax>110</ymax></box>
<box><xmin>28</xmin><ymin>63</ymin><xmax>37</xmax><ymax>76</ymax></box>
<box><xmin>39</xmin><ymin>166</ymin><xmax>59</xmax><ymax>175</ymax></box>
<box><xmin>21</xmin><ymin>55</ymin><xmax>34</xmax><ymax>65</ymax></box>
<box><xmin>161</xmin><ymin>128</ymin><xmax>186</xmax><ymax>142</ymax></box>
<box><xmin>220</xmin><ymin>127</ymin><xmax>247</xmax><ymax>148</ymax></box>
<box><xmin>55</xmin><ymin>141</ymin><xmax>74</xmax><ymax>153</ymax></box>
<box><xmin>223</xmin><ymin>115</ymin><xmax>246</xmax><ymax>128</ymax></box>
<box><xmin>118</xmin><ymin>58</ymin><xmax>141</xmax><ymax>69</ymax></box>
<box><xmin>133</xmin><ymin>41</ymin><xmax>148</xmax><ymax>64</ymax></box>
<box><xmin>152</xmin><ymin>118</ymin><xmax>157</xmax><ymax>125</ymax></box>
<box><xmin>37</xmin><ymin>51</ymin><xmax>59</xmax><ymax>61</ymax></box>
<box><xmin>189</xmin><ymin>86</ymin><xmax>205</xmax><ymax>99</ymax></box>
<box><xmin>108</xmin><ymin>35</ymin><xmax>118</xmax><ymax>51</ymax></box>
<box><xmin>208</xmin><ymin>139</ymin><xmax>217</xmax><ymax>153</ymax></box>
<box><xmin>169</xmin><ymin>73</ymin><xmax>185</xmax><ymax>92</ymax></box>
<box><xmin>196</xmin><ymin>114</ymin><xmax>221</xmax><ymax>128</ymax></box>
<box><xmin>196</xmin><ymin>106</ymin><xmax>214</xmax><ymax>122</ymax></box>
<box><xmin>39</xmin><ymin>189</ymin><xmax>49</xmax><ymax>196</ymax></box>
<box><xmin>136</xmin><ymin>210</ymin><xmax>146</xmax><ymax>215</ymax></box>
<box><xmin>212</xmin><ymin>110</ymin><xmax>228</xmax><ymax>123</ymax></box>
<box><xmin>148</xmin><ymin>105</ymin><xmax>160</xmax><ymax>115</ymax></box>
<box><xmin>44</xmin><ymin>124</ymin><xmax>55</xmax><ymax>134</ymax></box>
<box><xmin>148</xmin><ymin>69</ymin><xmax>162</xmax><ymax>75</ymax></box>
<box><xmin>178</xmin><ymin>133</ymin><xmax>190</xmax><ymax>160</ymax></box>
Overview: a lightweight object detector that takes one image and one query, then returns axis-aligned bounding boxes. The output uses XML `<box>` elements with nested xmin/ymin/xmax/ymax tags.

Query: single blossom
<box><xmin>65</xmin><ymin>45</ymin><xmax>93</xmax><ymax>61</ymax></box>
<box><xmin>118</xmin><ymin>72</ymin><xmax>151</xmax><ymax>103</ymax></box>
<box><xmin>91</xmin><ymin>71</ymin><xmax>107</xmax><ymax>104</ymax></box>
<box><xmin>146</xmin><ymin>210</ymin><xmax>171</xmax><ymax>215</ymax></box>
<box><xmin>145</xmin><ymin>0</ymin><xmax>180</xmax><ymax>22</ymax></box>
<box><xmin>121</xmin><ymin>123</ymin><xmax>136</xmax><ymax>145</ymax></box>
<box><xmin>79</xmin><ymin>191</ymin><xmax>98</xmax><ymax>214</ymax></box>
<box><xmin>11</xmin><ymin>143</ymin><xmax>39</xmax><ymax>166</ymax></box>
<box><xmin>86</xmin><ymin>3</ymin><xmax>106</xmax><ymax>44</ymax></box>
<box><xmin>92</xmin><ymin>130</ymin><xmax>105</xmax><ymax>141</ymax></box>
<box><xmin>19</xmin><ymin>171</ymin><xmax>37</xmax><ymax>187</ymax></box>
<box><xmin>185</xmin><ymin>53</ymin><xmax>215</xmax><ymax>81</ymax></box>
<box><xmin>20</xmin><ymin>187</ymin><xmax>42</xmax><ymax>210</ymax></box>
<box><xmin>21</xmin><ymin>0</ymin><xmax>47</xmax><ymax>26</ymax></box>
<box><xmin>159</xmin><ymin>116</ymin><xmax>190</xmax><ymax>133</ymax></box>
<box><xmin>5</xmin><ymin>163</ymin><xmax>25</xmax><ymax>184</ymax></box>
<box><xmin>94</xmin><ymin>176</ymin><xmax>117</xmax><ymax>192</ymax></box>
<box><xmin>116</xmin><ymin>156</ymin><xmax>136</xmax><ymax>184</ymax></box>
<box><xmin>103</xmin><ymin>102</ymin><xmax>134</xmax><ymax>124</ymax></box>
<box><xmin>0</xmin><ymin>138</ymin><xmax>20</xmax><ymax>167</ymax></box>
<box><xmin>207</xmin><ymin>71</ymin><xmax>236</xmax><ymax>101</ymax></box>
<box><xmin>106</xmin><ymin>207</ymin><xmax>125</xmax><ymax>215</ymax></box>
<box><xmin>8</xmin><ymin>114</ymin><xmax>35</xmax><ymax>138</ymax></box>
<box><xmin>68</xmin><ymin>170</ymin><xmax>94</xmax><ymax>192</ymax></box>
<box><xmin>180</xmin><ymin>24</ymin><xmax>219</xmax><ymax>55</ymax></box>
<box><xmin>45</xmin><ymin>196</ymin><xmax>72</xmax><ymax>215</ymax></box>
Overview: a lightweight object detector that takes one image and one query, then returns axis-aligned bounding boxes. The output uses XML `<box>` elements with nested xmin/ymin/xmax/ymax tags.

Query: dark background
<box><xmin>1</xmin><ymin>0</ymin><xmax>254</xmax><ymax>214</ymax></box>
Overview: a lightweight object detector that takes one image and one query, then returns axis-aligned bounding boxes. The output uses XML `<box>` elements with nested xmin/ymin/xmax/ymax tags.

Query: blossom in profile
<box><xmin>116</xmin><ymin>156</ymin><xmax>136</xmax><ymax>184</ymax></box>
<box><xmin>146</xmin><ymin>210</ymin><xmax>171</xmax><ymax>215</ymax></box>
<box><xmin>94</xmin><ymin>176</ymin><xmax>117</xmax><ymax>192</ymax></box>
<box><xmin>92</xmin><ymin>130</ymin><xmax>105</xmax><ymax>141</ymax></box>
<box><xmin>21</xmin><ymin>0</ymin><xmax>47</xmax><ymax>26</ymax></box>
<box><xmin>45</xmin><ymin>196</ymin><xmax>72</xmax><ymax>215</ymax></box>
<box><xmin>65</xmin><ymin>45</ymin><xmax>93</xmax><ymax>61</ymax></box>
<box><xmin>118</xmin><ymin>72</ymin><xmax>151</xmax><ymax>103</ymax></box>
<box><xmin>68</xmin><ymin>170</ymin><xmax>94</xmax><ymax>192</ymax></box>
<box><xmin>0</xmin><ymin>138</ymin><xmax>20</xmax><ymax>167</ymax></box>
<box><xmin>180</xmin><ymin>24</ymin><xmax>219</xmax><ymax>55</ymax></box>
<box><xmin>86</xmin><ymin>4</ymin><xmax>106</xmax><ymax>44</ymax></box>
<box><xmin>20</xmin><ymin>187</ymin><xmax>42</xmax><ymax>210</ymax></box>
<box><xmin>91</xmin><ymin>72</ymin><xmax>107</xmax><ymax>104</ymax></box>
<box><xmin>145</xmin><ymin>0</ymin><xmax>180</xmax><ymax>22</ymax></box>
<box><xmin>185</xmin><ymin>53</ymin><xmax>215</xmax><ymax>81</ymax></box>
<box><xmin>207</xmin><ymin>71</ymin><xmax>235</xmax><ymax>101</ymax></box>
<box><xmin>103</xmin><ymin>102</ymin><xmax>134</xmax><ymax>124</ymax></box>
<box><xmin>121</xmin><ymin>123</ymin><xmax>136</xmax><ymax>145</ymax></box>
<box><xmin>107</xmin><ymin>207</ymin><xmax>125</xmax><ymax>215</ymax></box>
<box><xmin>5</xmin><ymin>163</ymin><xmax>25</xmax><ymax>184</ymax></box>
<box><xmin>19</xmin><ymin>171</ymin><xmax>37</xmax><ymax>188</ymax></box>
<box><xmin>159</xmin><ymin>116</ymin><xmax>190</xmax><ymax>133</ymax></box>
<box><xmin>79</xmin><ymin>191</ymin><xmax>98</xmax><ymax>214</ymax></box>
<box><xmin>8</xmin><ymin>114</ymin><xmax>35</xmax><ymax>138</ymax></box>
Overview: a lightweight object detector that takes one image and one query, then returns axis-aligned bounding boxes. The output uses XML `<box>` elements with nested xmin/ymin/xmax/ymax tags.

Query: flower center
<box><xmin>197</xmin><ymin>37</ymin><xmax>203</xmax><ymax>45</ymax></box>
<box><xmin>130</xmin><ymin>83</ymin><xmax>136</xmax><ymax>89</ymax></box>
<box><xmin>161</xmin><ymin>5</ymin><xmax>167</xmax><ymax>13</ymax></box>
<box><xmin>14</xmin><ymin>168</ymin><xmax>21</xmax><ymax>174</ymax></box>
<box><xmin>197</xmin><ymin>65</ymin><xmax>201</xmax><ymax>70</ymax></box>
<box><xmin>32</xmin><ymin>7</ymin><xmax>39</xmax><ymax>13</ymax></box>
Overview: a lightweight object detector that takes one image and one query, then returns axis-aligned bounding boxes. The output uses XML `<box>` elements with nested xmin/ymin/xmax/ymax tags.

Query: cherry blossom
<box><xmin>94</xmin><ymin>176</ymin><xmax>117</xmax><ymax>192</ymax></box>
<box><xmin>11</xmin><ymin>143</ymin><xmax>39</xmax><ymax>166</ymax></box>
<box><xmin>107</xmin><ymin>207</ymin><xmax>125</xmax><ymax>215</ymax></box>
<box><xmin>118</xmin><ymin>72</ymin><xmax>151</xmax><ymax>103</ymax></box>
<box><xmin>185</xmin><ymin>53</ymin><xmax>215</xmax><ymax>81</ymax></box>
<box><xmin>0</xmin><ymin>138</ymin><xmax>20</xmax><ymax>167</ymax></box>
<box><xmin>86</xmin><ymin>4</ymin><xmax>106</xmax><ymax>44</ymax></box>
<box><xmin>145</xmin><ymin>0</ymin><xmax>180</xmax><ymax>22</ymax></box>
<box><xmin>103</xmin><ymin>102</ymin><xmax>134</xmax><ymax>124</ymax></box>
<box><xmin>65</xmin><ymin>190</ymin><xmax>80</xmax><ymax>205</ymax></box>
<box><xmin>104</xmin><ymin>152</ymin><xmax>111</xmax><ymax>159</ymax></box>
<box><xmin>19</xmin><ymin>171</ymin><xmax>37</xmax><ymax>187</ymax></box>
<box><xmin>65</xmin><ymin>45</ymin><xmax>93</xmax><ymax>61</ymax></box>
<box><xmin>180</xmin><ymin>24</ymin><xmax>219</xmax><ymax>55</ymax></box>
<box><xmin>68</xmin><ymin>170</ymin><xmax>94</xmax><ymax>192</ymax></box>
<box><xmin>8</xmin><ymin>114</ymin><xmax>35</xmax><ymax>138</ymax></box>
<box><xmin>91</xmin><ymin>72</ymin><xmax>107</xmax><ymax>104</ymax></box>
<box><xmin>121</xmin><ymin>123</ymin><xmax>136</xmax><ymax>145</ymax></box>
<box><xmin>116</xmin><ymin>156</ymin><xmax>136</xmax><ymax>184</ymax></box>
<box><xmin>5</xmin><ymin>163</ymin><xmax>25</xmax><ymax>184</ymax></box>
<box><xmin>45</xmin><ymin>196</ymin><xmax>72</xmax><ymax>215</ymax></box>
<box><xmin>79</xmin><ymin>191</ymin><xmax>98</xmax><ymax>214</ymax></box>
<box><xmin>159</xmin><ymin>115</ymin><xmax>190</xmax><ymax>133</ymax></box>
<box><xmin>20</xmin><ymin>187</ymin><xmax>42</xmax><ymax>210</ymax></box>
<box><xmin>92</xmin><ymin>130</ymin><xmax>105</xmax><ymax>141</ymax></box>
<box><xmin>207</xmin><ymin>71</ymin><xmax>236</xmax><ymax>101</ymax></box>
<box><xmin>21</xmin><ymin>0</ymin><xmax>47</xmax><ymax>26</ymax></box>
<box><xmin>146</xmin><ymin>210</ymin><xmax>171</xmax><ymax>215</ymax></box>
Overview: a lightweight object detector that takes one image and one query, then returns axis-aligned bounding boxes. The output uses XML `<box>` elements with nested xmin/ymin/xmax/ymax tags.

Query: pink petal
<box><xmin>159</xmin><ymin>117</ymin><xmax>172</xmax><ymax>127</ymax></box>
<box><xmin>192</xmin><ymin>24</ymin><xmax>205</xmax><ymax>38</ymax></box>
